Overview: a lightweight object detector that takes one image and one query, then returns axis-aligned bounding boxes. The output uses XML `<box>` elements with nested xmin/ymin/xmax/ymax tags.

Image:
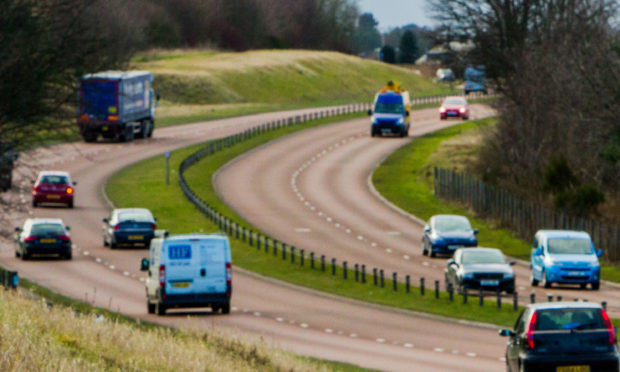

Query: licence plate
<box><xmin>128</xmin><ymin>235</ymin><xmax>144</xmax><ymax>240</ymax></box>
<box><xmin>557</xmin><ymin>366</ymin><xmax>590</xmax><ymax>372</ymax></box>
<box><xmin>448</xmin><ymin>245</ymin><xmax>464</xmax><ymax>250</ymax></box>
<box><xmin>568</xmin><ymin>271</ymin><xmax>584</xmax><ymax>276</ymax></box>
<box><xmin>480</xmin><ymin>280</ymin><xmax>499</xmax><ymax>286</ymax></box>
<box><xmin>47</xmin><ymin>195</ymin><xmax>60</xmax><ymax>199</ymax></box>
<box><xmin>448</xmin><ymin>112</ymin><xmax>458</xmax><ymax>116</ymax></box>
<box><xmin>102</xmin><ymin>126</ymin><xmax>109</xmax><ymax>131</ymax></box>
<box><xmin>40</xmin><ymin>238</ymin><xmax>56</xmax><ymax>243</ymax></box>
<box><xmin>172</xmin><ymin>282</ymin><xmax>190</xmax><ymax>288</ymax></box>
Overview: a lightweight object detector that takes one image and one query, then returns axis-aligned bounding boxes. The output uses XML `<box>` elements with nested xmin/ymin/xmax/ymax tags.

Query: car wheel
<box><xmin>430</xmin><ymin>249</ymin><xmax>436</xmax><ymax>258</ymax></box>
<box><xmin>542</xmin><ymin>269</ymin><xmax>551</xmax><ymax>288</ymax></box>
<box><xmin>68</xmin><ymin>201</ymin><xmax>74</xmax><ymax>208</ymax></box>
<box><xmin>22</xmin><ymin>249</ymin><xmax>30</xmax><ymax>260</ymax></box>
<box><xmin>580</xmin><ymin>283</ymin><xmax>587</xmax><ymax>289</ymax></box>
<box><xmin>147</xmin><ymin>302</ymin><xmax>155</xmax><ymax>314</ymax></box>
<box><xmin>530</xmin><ymin>271</ymin><xmax>539</xmax><ymax>286</ymax></box>
<box><xmin>458</xmin><ymin>283</ymin><xmax>465</xmax><ymax>295</ymax></box>
<box><xmin>15</xmin><ymin>250</ymin><xmax>20</xmax><ymax>258</ymax></box>
<box><xmin>103</xmin><ymin>238</ymin><xmax>109</xmax><ymax>247</ymax></box>
<box><xmin>32</xmin><ymin>200</ymin><xmax>37</xmax><ymax>208</ymax></box>
<box><xmin>156</xmin><ymin>302</ymin><xmax>166</xmax><ymax>316</ymax></box>
<box><xmin>370</xmin><ymin>128</ymin><xmax>376</xmax><ymax>137</ymax></box>
<box><xmin>591</xmin><ymin>281</ymin><xmax>600</xmax><ymax>290</ymax></box>
<box><xmin>221</xmin><ymin>303</ymin><xmax>231</xmax><ymax>314</ymax></box>
<box><xmin>422</xmin><ymin>241</ymin><xmax>428</xmax><ymax>256</ymax></box>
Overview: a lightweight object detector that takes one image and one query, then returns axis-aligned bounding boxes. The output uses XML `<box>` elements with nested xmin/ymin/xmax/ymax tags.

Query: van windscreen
<box><xmin>168</xmin><ymin>245</ymin><xmax>192</xmax><ymax>259</ymax></box>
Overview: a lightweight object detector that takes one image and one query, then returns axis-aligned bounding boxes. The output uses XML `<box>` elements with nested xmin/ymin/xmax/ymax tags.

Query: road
<box><xmin>215</xmin><ymin>104</ymin><xmax>620</xmax><ymax>324</ymax></box>
<box><xmin>1</xmin><ymin>106</ymin><xmax>507</xmax><ymax>371</ymax></box>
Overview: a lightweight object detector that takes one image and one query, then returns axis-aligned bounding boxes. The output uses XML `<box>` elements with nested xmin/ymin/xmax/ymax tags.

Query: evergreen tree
<box><xmin>398</xmin><ymin>30</ymin><xmax>419</xmax><ymax>63</ymax></box>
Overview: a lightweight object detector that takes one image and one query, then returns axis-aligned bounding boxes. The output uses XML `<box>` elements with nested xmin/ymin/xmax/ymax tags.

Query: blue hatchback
<box><xmin>530</xmin><ymin>230</ymin><xmax>602</xmax><ymax>290</ymax></box>
<box><xmin>422</xmin><ymin>215</ymin><xmax>478</xmax><ymax>257</ymax></box>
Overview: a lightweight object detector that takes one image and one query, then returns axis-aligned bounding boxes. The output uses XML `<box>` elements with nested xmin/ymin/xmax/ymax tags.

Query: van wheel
<box><xmin>221</xmin><ymin>303</ymin><xmax>230</xmax><ymax>314</ymax></box>
<box><xmin>530</xmin><ymin>271</ymin><xmax>539</xmax><ymax>286</ymax></box>
<box><xmin>147</xmin><ymin>302</ymin><xmax>155</xmax><ymax>314</ymax></box>
<box><xmin>541</xmin><ymin>270</ymin><xmax>551</xmax><ymax>288</ymax></box>
<box><xmin>591</xmin><ymin>281</ymin><xmax>600</xmax><ymax>290</ymax></box>
<box><xmin>156</xmin><ymin>302</ymin><xmax>166</xmax><ymax>316</ymax></box>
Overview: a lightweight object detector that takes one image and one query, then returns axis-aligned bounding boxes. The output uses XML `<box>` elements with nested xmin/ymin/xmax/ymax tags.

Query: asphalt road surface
<box><xmin>1</xmin><ymin>105</ymin><xmax>517</xmax><ymax>371</ymax></box>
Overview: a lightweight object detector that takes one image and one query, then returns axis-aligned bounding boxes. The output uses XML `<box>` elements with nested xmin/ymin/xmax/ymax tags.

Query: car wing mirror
<box><xmin>447</xmin><ymin>259</ymin><xmax>458</xmax><ymax>267</ymax></box>
<box><xmin>473</xmin><ymin>228</ymin><xmax>479</xmax><ymax>235</ymax></box>
<box><xmin>424</xmin><ymin>225</ymin><xmax>431</xmax><ymax>233</ymax></box>
<box><xmin>102</xmin><ymin>218</ymin><xmax>109</xmax><ymax>223</ymax></box>
<box><xmin>72</xmin><ymin>181</ymin><xmax>77</xmax><ymax>186</ymax></box>
<box><xmin>140</xmin><ymin>258</ymin><xmax>149</xmax><ymax>271</ymax></box>
<box><xmin>65</xmin><ymin>226</ymin><xmax>70</xmax><ymax>231</ymax></box>
<box><xmin>405</xmin><ymin>110</ymin><xmax>410</xmax><ymax>117</ymax></box>
<box><xmin>535</xmin><ymin>247</ymin><xmax>543</xmax><ymax>256</ymax></box>
<box><xmin>596</xmin><ymin>249</ymin><xmax>603</xmax><ymax>257</ymax></box>
<box><xmin>14</xmin><ymin>227</ymin><xmax>21</xmax><ymax>232</ymax></box>
<box><xmin>367</xmin><ymin>109</ymin><xmax>372</xmax><ymax>116</ymax></box>
<box><xmin>31</xmin><ymin>180</ymin><xmax>35</xmax><ymax>185</ymax></box>
<box><xmin>499</xmin><ymin>329</ymin><xmax>514</xmax><ymax>337</ymax></box>
<box><xmin>509</xmin><ymin>261</ymin><xmax>516</xmax><ymax>266</ymax></box>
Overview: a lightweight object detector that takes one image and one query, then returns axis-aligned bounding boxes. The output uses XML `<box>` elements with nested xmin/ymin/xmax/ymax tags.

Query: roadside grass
<box><xmin>0</xmin><ymin>286</ymin><xmax>365</xmax><ymax>372</ymax></box>
<box><xmin>107</xmin><ymin>112</ymin><xmax>530</xmax><ymax>328</ymax></box>
<box><xmin>372</xmin><ymin>119</ymin><xmax>620</xmax><ymax>282</ymax></box>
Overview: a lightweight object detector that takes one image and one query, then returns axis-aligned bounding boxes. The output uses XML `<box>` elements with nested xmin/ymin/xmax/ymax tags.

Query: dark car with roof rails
<box><xmin>500</xmin><ymin>302</ymin><xmax>619</xmax><ymax>372</ymax></box>
<box><xmin>422</xmin><ymin>214</ymin><xmax>478</xmax><ymax>257</ymax></box>
<box><xmin>103</xmin><ymin>208</ymin><xmax>156</xmax><ymax>248</ymax></box>
<box><xmin>15</xmin><ymin>218</ymin><xmax>72</xmax><ymax>260</ymax></box>
<box><xmin>445</xmin><ymin>247</ymin><xmax>516</xmax><ymax>294</ymax></box>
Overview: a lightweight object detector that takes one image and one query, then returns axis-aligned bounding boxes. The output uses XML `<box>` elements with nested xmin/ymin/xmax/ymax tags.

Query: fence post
<box><xmin>249</xmin><ymin>231</ymin><xmax>253</xmax><ymax>246</ymax></box>
<box><xmin>310</xmin><ymin>252</ymin><xmax>315</xmax><ymax>269</ymax></box>
<box><xmin>435</xmin><ymin>280</ymin><xmax>439</xmax><ymax>299</ymax></box>
<box><xmin>273</xmin><ymin>240</ymin><xmax>278</xmax><ymax>256</ymax></box>
<box><xmin>332</xmin><ymin>258</ymin><xmax>336</xmax><ymax>275</ymax></box>
<box><xmin>380</xmin><ymin>269</ymin><xmax>384</xmax><ymax>288</ymax></box>
<box><xmin>513</xmin><ymin>292</ymin><xmax>519</xmax><ymax>311</ymax></box>
<box><xmin>257</xmin><ymin>234</ymin><xmax>261</xmax><ymax>250</ymax></box>
<box><xmin>282</xmin><ymin>243</ymin><xmax>287</xmax><ymax>260</ymax></box>
<box><xmin>291</xmin><ymin>246</ymin><xmax>296</xmax><ymax>264</ymax></box>
<box><xmin>354</xmin><ymin>264</ymin><xmax>359</xmax><ymax>282</ymax></box>
<box><xmin>373</xmin><ymin>268</ymin><xmax>378</xmax><ymax>286</ymax></box>
<box><xmin>479</xmin><ymin>288</ymin><xmax>484</xmax><ymax>306</ymax></box>
<box><xmin>448</xmin><ymin>283</ymin><xmax>453</xmax><ymax>302</ymax></box>
<box><xmin>393</xmin><ymin>272</ymin><xmax>398</xmax><ymax>291</ymax></box>
<box><xmin>496</xmin><ymin>289</ymin><xmax>502</xmax><ymax>309</ymax></box>
<box><xmin>406</xmin><ymin>275</ymin><xmax>410</xmax><ymax>293</ymax></box>
<box><xmin>321</xmin><ymin>255</ymin><xmax>325</xmax><ymax>271</ymax></box>
<box><xmin>463</xmin><ymin>288</ymin><xmax>468</xmax><ymax>304</ymax></box>
<box><xmin>361</xmin><ymin>264</ymin><xmax>366</xmax><ymax>283</ymax></box>
<box><xmin>343</xmin><ymin>261</ymin><xmax>347</xmax><ymax>280</ymax></box>
<box><xmin>420</xmin><ymin>277</ymin><xmax>425</xmax><ymax>295</ymax></box>
<box><xmin>300</xmin><ymin>249</ymin><xmax>305</xmax><ymax>266</ymax></box>
<box><xmin>530</xmin><ymin>293</ymin><xmax>536</xmax><ymax>304</ymax></box>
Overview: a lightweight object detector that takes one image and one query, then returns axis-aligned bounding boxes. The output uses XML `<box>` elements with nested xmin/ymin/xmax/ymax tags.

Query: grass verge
<box><xmin>372</xmin><ymin>119</ymin><xmax>620</xmax><ymax>283</ymax></box>
<box><xmin>108</xmin><ymin>111</ymin><xmax>534</xmax><ymax>328</ymax></box>
<box><xmin>1</xmin><ymin>282</ymin><xmax>365</xmax><ymax>371</ymax></box>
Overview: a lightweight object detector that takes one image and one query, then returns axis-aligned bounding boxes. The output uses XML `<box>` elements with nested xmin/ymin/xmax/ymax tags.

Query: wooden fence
<box><xmin>434</xmin><ymin>167</ymin><xmax>619</xmax><ymax>262</ymax></box>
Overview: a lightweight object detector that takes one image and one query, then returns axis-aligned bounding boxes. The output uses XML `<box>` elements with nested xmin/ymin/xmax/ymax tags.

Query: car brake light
<box><xmin>159</xmin><ymin>265</ymin><xmax>165</xmax><ymax>287</ymax></box>
<box><xmin>601</xmin><ymin>309</ymin><xmax>616</xmax><ymax>346</ymax></box>
<box><xmin>527</xmin><ymin>311</ymin><xmax>538</xmax><ymax>349</ymax></box>
<box><xmin>58</xmin><ymin>235</ymin><xmax>71</xmax><ymax>242</ymax></box>
<box><xmin>114</xmin><ymin>224</ymin><xmax>120</xmax><ymax>231</ymax></box>
<box><xmin>66</xmin><ymin>187</ymin><xmax>73</xmax><ymax>195</ymax></box>
<box><xmin>151</xmin><ymin>223</ymin><xmax>157</xmax><ymax>230</ymax></box>
<box><xmin>226</xmin><ymin>262</ymin><xmax>232</xmax><ymax>284</ymax></box>
<box><xmin>24</xmin><ymin>236</ymin><xmax>37</xmax><ymax>242</ymax></box>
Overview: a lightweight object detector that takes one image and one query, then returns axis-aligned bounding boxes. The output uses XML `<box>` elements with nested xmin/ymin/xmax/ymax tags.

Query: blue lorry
<box><xmin>77</xmin><ymin>71</ymin><xmax>158</xmax><ymax>142</ymax></box>
<box><xmin>464</xmin><ymin>66</ymin><xmax>487</xmax><ymax>95</ymax></box>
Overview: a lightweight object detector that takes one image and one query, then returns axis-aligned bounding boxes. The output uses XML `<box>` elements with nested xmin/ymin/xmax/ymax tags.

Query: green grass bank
<box><xmin>372</xmin><ymin>119</ymin><xmax>620</xmax><ymax>283</ymax></box>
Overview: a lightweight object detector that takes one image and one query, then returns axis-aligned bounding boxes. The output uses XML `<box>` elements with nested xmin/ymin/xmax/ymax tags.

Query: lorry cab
<box><xmin>369</xmin><ymin>82</ymin><xmax>411</xmax><ymax>137</ymax></box>
<box><xmin>141</xmin><ymin>233</ymin><xmax>232</xmax><ymax>316</ymax></box>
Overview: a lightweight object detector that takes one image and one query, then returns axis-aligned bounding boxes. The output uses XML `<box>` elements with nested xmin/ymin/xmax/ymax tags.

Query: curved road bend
<box><xmin>1</xmin><ymin>106</ymin><xmax>503</xmax><ymax>371</ymax></box>
<box><xmin>216</xmin><ymin>104</ymin><xmax>620</xmax><ymax>319</ymax></box>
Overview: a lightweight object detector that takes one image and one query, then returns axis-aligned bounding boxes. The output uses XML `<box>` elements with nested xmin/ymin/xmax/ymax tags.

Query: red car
<box><xmin>32</xmin><ymin>171</ymin><xmax>76</xmax><ymax>208</ymax></box>
<box><xmin>439</xmin><ymin>96</ymin><xmax>469</xmax><ymax>120</ymax></box>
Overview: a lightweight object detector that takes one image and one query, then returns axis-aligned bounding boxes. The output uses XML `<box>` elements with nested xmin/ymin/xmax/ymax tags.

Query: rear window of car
<box><xmin>31</xmin><ymin>223</ymin><xmax>65</xmax><ymax>235</ymax></box>
<box><xmin>118</xmin><ymin>212</ymin><xmax>153</xmax><ymax>222</ymax></box>
<box><xmin>39</xmin><ymin>175</ymin><xmax>69</xmax><ymax>185</ymax></box>
<box><xmin>548</xmin><ymin>238</ymin><xmax>593</xmax><ymax>255</ymax></box>
<box><xmin>534</xmin><ymin>308</ymin><xmax>606</xmax><ymax>331</ymax></box>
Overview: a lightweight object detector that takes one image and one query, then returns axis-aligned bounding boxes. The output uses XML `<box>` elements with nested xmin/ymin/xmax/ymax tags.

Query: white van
<box><xmin>140</xmin><ymin>233</ymin><xmax>232</xmax><ymax>315</ymax></box>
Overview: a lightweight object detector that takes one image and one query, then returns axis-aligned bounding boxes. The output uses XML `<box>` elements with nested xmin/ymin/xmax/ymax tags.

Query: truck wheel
<box><xmin>146</xmin><ymin>121</ymin><xmax>154</xmax><ymax>137</ymax></box>
<box><xmin>82</xmin><ymin>132</ymin><xmax>97</xmax><ymax>142</ymax></box>
<box><xmin>135</xmin><ymin>121</ymin><xmax>146</xmax><ymax>139</ymax></box>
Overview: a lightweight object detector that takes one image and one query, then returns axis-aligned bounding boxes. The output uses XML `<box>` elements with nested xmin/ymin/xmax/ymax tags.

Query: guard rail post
<box><xmin>343</xmin><ymin>261</ymin><xmax>347</xmax><ymax>280</ymax></box>
<box><xmin>406</xmin><ymin>275</ymin><xmax>410</xmax><ymax>293</ymax></box>
<box><xmin>393</xmin><ymin>273</ymin><xmax>397</xmax><ymax>291</ymax></box>
<box><xmin>361</xmin><ymin>264</ymin><xmax>366</xmax><ymax>283</ymax></box>
<box><xmin>420</xmin><ymin>277</ymin><xmax>425</xmax><ymax>295</ymax></box>
<box><xmin>331</xmin><ymin>258</ymin><xmax>336</xmax><ymax>275</ymax></box>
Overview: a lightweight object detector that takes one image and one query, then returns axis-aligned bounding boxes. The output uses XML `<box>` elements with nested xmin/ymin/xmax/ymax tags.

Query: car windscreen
<box><xmin>534</xmin><ymin>308</ymin><xmax>606</xmax><ymax>331</ymax></box>
<box><xmin>444</xmin><ymin>98</ymin><xmax>464</xmax><ymax>105</ymax></box>
<box><xmin>461</xmin><ymin>250</ymin><xmax>504</xmax><ymax>265</ymax></box>
<box><xmin>548</xmin><ymin>238</ymin><xmax>593</xmax><ymax>255</ymax></box>
<box><xmin>434</xmin><ymin>217</ymin><xmax>472</xmax><ymax>233</ymax></box>
<box><xmin>118</xmin><ymin>212</ymin><xmax>153</xmax><ymax>223</ymax></box>
<box><xmin>31</xmin><ymin>224</ymin><xmax>65</xmax><ymax>236</ymax></box>
<box><xmin>39</xmin><ymin>175</ymin><xmax>69</xmax><ymax>185</ymax></box>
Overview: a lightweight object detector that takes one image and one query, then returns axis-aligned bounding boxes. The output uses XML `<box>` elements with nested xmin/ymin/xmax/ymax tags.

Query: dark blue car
<box><xmin>103</xmin><ymin>208</ymin><xmax>156</xmax><ymax>248</ymax></box>
<box><xmin>422</xmin><ymin>215</ymin><xmax>478</xmax><ymax>257</ymax></box>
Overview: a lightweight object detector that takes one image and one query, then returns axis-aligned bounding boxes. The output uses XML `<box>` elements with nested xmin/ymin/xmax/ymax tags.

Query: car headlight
<box><xmin>397</xmin><ymin>117</ymin><xmax>404</xmax><ymax>125</ymax></box>
<box><xmin>463</xmin><ymin>272</ymin><xmax>474</xmax><ymax>279</ymax></box>
<box><xmin>439</xmin><ymin>107</ymin><xmax>446</xmax><ymax>113</ymax></box>
<box><xmin>459</xmin><ymin>107</ymin><xmax>466</xmax><ymax>113</ymax></box>
<box><xmin>504</xmin><ymin>273</ymin><xmax>514</xmax><ymax>279</ymax></box>
<box><xmin>590</xmin><ymin>261</ymin><xmax>600</xmax><ymax>268</ymax></box>
<box><xmin>371</xmin><ymin>116</ymin><xmax>377</xmax><ymax>125</ymax></box>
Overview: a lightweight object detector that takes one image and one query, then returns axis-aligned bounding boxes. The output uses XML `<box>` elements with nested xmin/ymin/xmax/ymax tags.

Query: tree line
<box><xmin>430</xmin><ymin>0</ymin><xmax>619</xmax><ymax>221</ymax></box>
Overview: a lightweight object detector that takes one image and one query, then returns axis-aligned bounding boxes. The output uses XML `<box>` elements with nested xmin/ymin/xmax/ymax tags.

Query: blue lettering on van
<box><xmin>168</xmin><ymin>245</ymin><xmax>192</xmax><ymax>259</ymax></box>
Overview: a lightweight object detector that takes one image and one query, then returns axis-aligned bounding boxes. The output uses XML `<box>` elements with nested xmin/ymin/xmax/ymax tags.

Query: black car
<box><xmin>500</xmin><ymin>302</ymin><xmax>619</xmax><ymax>372</ymax></box>
<box><xmin>422</xmin><ymin>214</ymin><xmax>478</xmax><ymax>257</ymax></box>
<box><xmin>103</xmin><ymin>208</ymin><xmax>156</xmax><ymax>248</ymax></box>
<box><xmin>15</xmin><ymin>218</ymin><xmax>72</xmax><ymax>260</ymax></box>
<box><xmin>445</xmin><ymin>247</ymin><xmax>515</xmax><ymax>293</ymax></box>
